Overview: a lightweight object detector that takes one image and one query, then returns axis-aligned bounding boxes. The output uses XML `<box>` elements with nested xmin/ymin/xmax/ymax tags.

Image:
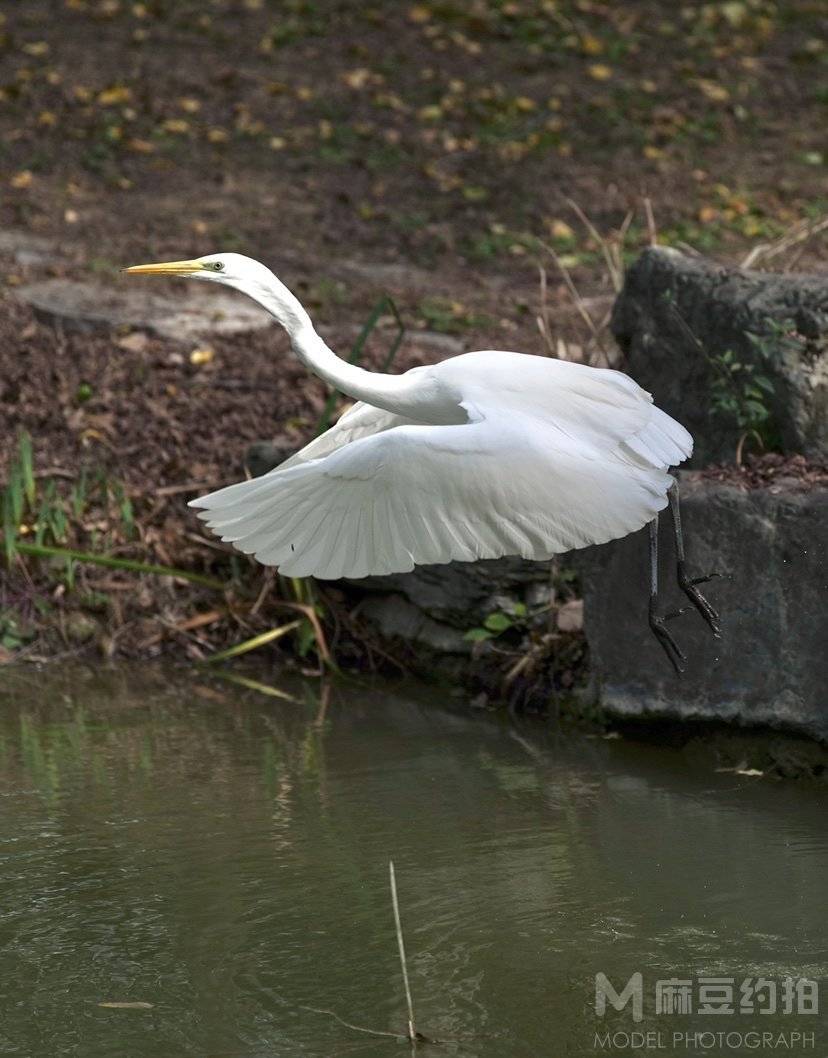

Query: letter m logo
<box><xmin>595</xmin><ymin>972</ymin><xmax>643</xmax><ymax>1023</ymax></box>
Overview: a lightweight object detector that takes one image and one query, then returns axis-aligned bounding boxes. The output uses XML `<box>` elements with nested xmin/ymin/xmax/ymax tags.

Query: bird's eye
<box><xmin>212</xmin><ymin>261</ymin><xmax>224</xmax><ymax>271</ymax></box>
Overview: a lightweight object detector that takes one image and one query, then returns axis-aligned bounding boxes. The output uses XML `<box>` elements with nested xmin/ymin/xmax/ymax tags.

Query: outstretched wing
<box><xmin>435</xmin><ymin>350</ymin><xmax>692</xmax><ymax>470</ymax></box>
<box><xmin>276</xmin><ymin>401</ymin><xmax>414</xmax><ymax>471</ymax></box>
<box><xmin>190</xmin><ymin>408</ymin><xmax>675</xmax><ymax>580</ymax></box>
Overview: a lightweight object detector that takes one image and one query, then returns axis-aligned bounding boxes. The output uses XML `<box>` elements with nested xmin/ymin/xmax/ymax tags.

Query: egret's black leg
<box><xmin>648</xmin><ymin>515</ymin><xmax>686</xmax><ymax>675</ymax></box>
<box><xmin>668</xmin><ymin>479</ymin><xmax>722</xmax><ymax>637</ymax></box>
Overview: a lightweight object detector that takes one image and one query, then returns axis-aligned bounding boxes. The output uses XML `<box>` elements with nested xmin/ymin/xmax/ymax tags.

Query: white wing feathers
<box><xmin>191</xmin><ymin>354</ymin><xmax>692</xmax><ymax>580</ymax></box>
<box><xmin>276</xmin><ymin>401</ymin><xmax>413</xmax><ymax>470</ymax></box>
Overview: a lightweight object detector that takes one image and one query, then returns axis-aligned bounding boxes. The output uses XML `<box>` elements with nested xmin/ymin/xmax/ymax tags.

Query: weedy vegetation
<box><xmin>0</xmin><ymin>304</ymin><xmax>411</xmax><ymax>684</ymax></box>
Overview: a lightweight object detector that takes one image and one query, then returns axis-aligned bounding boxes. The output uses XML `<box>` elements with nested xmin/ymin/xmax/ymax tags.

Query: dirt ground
<box><xmin>1</xmin><ymin>0</ymin><xmax>826</xmax><ymax>677</ymax></box>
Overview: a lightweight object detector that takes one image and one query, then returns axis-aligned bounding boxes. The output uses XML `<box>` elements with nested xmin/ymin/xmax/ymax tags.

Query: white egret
<box><xmin>124</xmin><ymin>252</ymin><xmax>719</xmax><ymax>671</ymax></box>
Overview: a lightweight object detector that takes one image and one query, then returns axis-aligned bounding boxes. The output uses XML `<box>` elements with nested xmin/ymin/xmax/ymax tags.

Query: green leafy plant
<box><xmin>464</xmin><ymin>602</ymin><xmax>528</xmax><ymax>643</ymax></box>
<box><xmin>666</xmin><ymin>300</ymin><xmax>805</xmax><ymax>448</ymax></box>
<box><xmin>707</xmin><ymin>347</ymin><xmax>775</xmax><ymax>432</ymax></box>
<box><xmin>0</xmin><ymin>613</ymin><xmax>35</xmax><ymax>652</ymax></box>
<box><xmin>417</xmin><ymin>296</ymin><xmax>489</xmax><ymax>334</ymax></box>
<box><xmin>709</xmin><ymin>319</ymin><xmax>806</xmax><ymax>438</ymax></box>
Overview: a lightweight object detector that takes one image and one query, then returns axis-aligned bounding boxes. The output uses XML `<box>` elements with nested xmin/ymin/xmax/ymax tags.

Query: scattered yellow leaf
<box><xmin>580</xmin><ymin>34</ymin><xmax>604</xmax><ymax>55</ymax></box>
<box><xmin>190</xmin><ymin>348</ymin><xmax>214</xmax><ymax>366</ymax></box>
<box><xmin>546</xmin><ymin>218</ymin><xmax>574</xmax><ymax>241</ymax></box>
<box><xmin>37</xmin><ymin>110</ymin><xmax>57</xmax><ymax>126</ymax></box>
<box><xmin>161</xmin><ymin>118</ymin><xmax>190</xmax><ymax>134</ymax></box>
<box><xmin>741</xmin><ymin>216</ymin><xmax>763</xmax><ymax>237</ymax></box>
<box><xmin>98</xmin><ymin>85</ymin><xmax>132</xmax><ymax>106</ymax></box>
<box><xmin>207</xmin><ymin>128</ymin><xmax>228</xmax><ymax>144</ymax></box>
<box><xmin>342</xmin><ymin>68</ymin><xmax>371</xmax><ymax>90</ymax></box>
<box><xmin>643</xmin><ymin>145</ymin><xmax>664</xmax><ymax>160</ymax></box>
<box><xmin>409</xmin><ymin>5</ymin><xmax>431</xmax><ymax>22</ymax></box>
<box><xmin>588</xmin><ymin>64</ymin><xmax>613</xmax><ymax>81</ymax></box>
<box><xmin>720</xmin><ymin>2</ymin><xmax>748</xmax><ymax>27</ymax></box>
<box><xmin>696</xmin><ymin>79</ymin><xmax>730</xmax><ymax>103</ymax></box>
<box><xmin>10</xmin><ymin>170</ymin><xmax>33</xmax><ymax>189</ymax></box>
<box><xmin>269</xmin><ymin>135</ymin><xmax>286</xmax><ymax>150</ymax></box>
<box><xmin>22</xmin><ymin>41</ymin><xmax>50</xmax><ymax>57</ymax></box>
<box><xmin>178</xmin><ymin>97</ymin><xmax>201</xmax><ymax>113</ymax></box>
<box><xmin>126</xmin><ymin>137</ymin><xmax>155</xmax><ymax>153</ymax></box>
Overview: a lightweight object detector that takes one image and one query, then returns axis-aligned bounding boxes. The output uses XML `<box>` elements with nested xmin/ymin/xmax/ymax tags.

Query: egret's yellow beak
<box><xmin>122</xmin><ymin>259</ymin><xmax>205</xmax><ymax>276</ymax></box>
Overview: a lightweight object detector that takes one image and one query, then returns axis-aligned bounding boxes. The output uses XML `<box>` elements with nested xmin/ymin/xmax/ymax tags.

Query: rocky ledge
<box><xmin>580</xmin><ymin>472</ymin><xmax>827</xmax><ymax>741</ymax></box>
<box><xmin>345</xmin><ymin>471</ymin><xmax>827</xmax><ymax>744</ymax></box>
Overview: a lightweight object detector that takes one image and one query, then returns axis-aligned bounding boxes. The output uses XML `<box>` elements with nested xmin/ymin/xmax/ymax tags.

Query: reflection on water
<box><xmin>0</xmin><ymin>665</ymin><xmax>825</xmax><ymax>1057</ymax></box>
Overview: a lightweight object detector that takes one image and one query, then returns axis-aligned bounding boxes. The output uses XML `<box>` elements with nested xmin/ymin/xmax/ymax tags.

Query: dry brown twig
<box><xmin>566</xmin><ymin>197</ymin><xmax>626</xmax><ymax>293</ymax></box>
<box><xmin>643</xmin><ymin>196</ymin><xmax>658</xmax><ymax>246</ymax></box>
<box><xmin>740</xmin><ymin>214</ymin><xmax>828</xmax><ymax>270</ymax></box>
<box><xmin>538</xmin><ymin>237</ymin><xmax>608</xmax><ymax>360</ymax></box>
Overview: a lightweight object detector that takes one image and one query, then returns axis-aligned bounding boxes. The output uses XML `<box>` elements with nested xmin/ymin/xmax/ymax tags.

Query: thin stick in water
<box><xmin>389</xmin><ymin>859</ymin><xmax>417</xmax><ymax>1043</ymax></box>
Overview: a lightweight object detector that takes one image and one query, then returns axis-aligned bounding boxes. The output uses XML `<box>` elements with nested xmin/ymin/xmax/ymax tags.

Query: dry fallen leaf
<box><xmin>10</xmin><ymin>170</ymin><xmax>33</xmax><ymax>189</ymax></box>
<box><xmin>97</xmin><ymin>85</ymin><xmax>132</xmax><ymax>106</ymax></box>
<box><xmin>588</xmin><ymin>64</ymin><xmax>613</xmax><ymax>81</ymax></box>
<box><xmin>116</xmin><ymin>332</ymin><xmax>149</xmax><ymax>353</ymax></box>
<box><xmin>696</xmin><ymin>79</ymin><xmax>730</xmax><ymax>103</ymax></box>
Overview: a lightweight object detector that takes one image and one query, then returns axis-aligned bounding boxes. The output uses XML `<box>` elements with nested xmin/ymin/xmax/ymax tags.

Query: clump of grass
<box><xmin>1</xmin><ymin>443</ymin><xmax>341</xmax><ymax>671</ymax></box>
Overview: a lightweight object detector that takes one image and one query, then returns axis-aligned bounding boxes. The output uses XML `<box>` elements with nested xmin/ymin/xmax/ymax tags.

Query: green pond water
<box><xmin>0</xmin><ymin>665</ymin><xmax>824</xmax><ymax>1058</ymax></box>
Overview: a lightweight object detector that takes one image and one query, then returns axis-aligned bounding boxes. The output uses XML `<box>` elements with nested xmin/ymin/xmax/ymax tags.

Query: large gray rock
<box><xmin>350</xmin><ymin>558</ymin><xmax>553</xmax><ymax>657</ymax></box>
<box><xmin>612</xmin><ymin>247</ymin><xmax>828</xmax><ymax>465</ymax></box>
<box><xmin>0</xmin><ymin>230</ymin><xmax>62</xmax><ymax>268</ymax></box>
<box><xmin>578</xmin><ymin>474</ymin><xmax>828</xmax><ymax>741</ymax></box>
<box><xmin>18</xmin><ymin>279</ymin><xmax>272</xmax><ymax>340</ymax></box>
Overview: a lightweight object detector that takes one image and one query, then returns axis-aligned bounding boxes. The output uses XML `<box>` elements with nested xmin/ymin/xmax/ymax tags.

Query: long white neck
<box><xmin>236</xmin><ymin>268</ymin><xmax>445</xmax><ymax>421</ymax></box>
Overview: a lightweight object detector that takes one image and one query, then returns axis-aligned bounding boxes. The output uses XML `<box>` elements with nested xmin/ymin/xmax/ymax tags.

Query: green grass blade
<box><xmin>2</xmin><ymin>490</ymin><xmax>17</xmax><ymax>565</ymax></box>
<box><xmin>204</xmin><ymin>620</ymin><xmax>302</xmax><ymax>664</ymax></box>
<box><xmin>8</xmin><ymin>466</ymin><xmax>23</xmax><ymax>527</ymax></box>
<box><xmin>71</xmin><ymin>468</ymin><xmax>88</xmax><ymax>519</ymax></box>
<box><xmin>15</xmin><ymin>542</ymin><xmax>227</xmax><ymax>589</ymax></box>
<box><xmin>207</xmin><ymin>669</ymin><xmax>299</xmax><ymax>702</ymax></box>
<box><xmin>18</xmin><ymin>431</ymin><xmax>35</xmax><ymax>507</ymax></box>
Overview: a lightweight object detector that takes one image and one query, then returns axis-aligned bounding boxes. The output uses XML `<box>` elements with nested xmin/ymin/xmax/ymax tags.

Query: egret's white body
<box><xmin>125</xmin><ymin>253</ymin><xmax>692</xmax><ymax>581</ymax></box>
